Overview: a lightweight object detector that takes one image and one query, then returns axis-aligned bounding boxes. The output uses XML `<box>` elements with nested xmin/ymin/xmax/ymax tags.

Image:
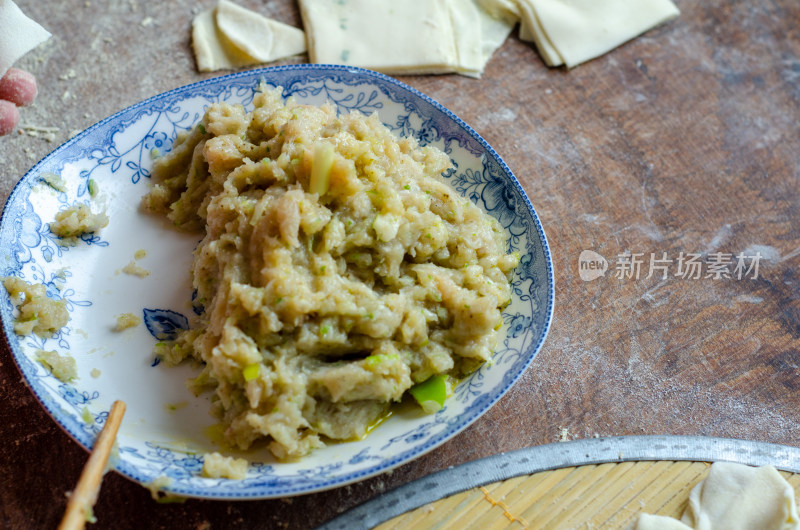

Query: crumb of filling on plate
<box><xmin>113</xmin><ymin>312</ymin><xmax>142</xmax><ymax>331</ymax></box>
<box><xmin>49</xmin><ymin>203</ymin><xmax>108</xmax><ymax>239</ymax></box>
<box><xmin>201</xmin><ymin>452</ymin><xmax>249</xmax><ymax>480</ymax></box>
<box><xmin>36</xmin><ymin>348</ymin><xmax>77</xmax><ymax>382</ymax></box>
<box><xmin>121</xmin><ymin>261</ymin><xmax>150</xmax><ymax>278</ymax></box>
<box><xmin>2</xmin><ymin>277</ymin><xmax>69</xmax><ymax>337</ymax></box>
<box><xmin>40</xmin><ymin>171</ymin><xmax>67</xmax><ymax>192</ymax></box>
<box><xmin>143</xmin><ymin>86</ymin><xmax>518</xmax><ymax>460</ymax></box>
<box><xmin>147</xmin><ymin>475</ymin><xmax>173</xmax><ymax>500</ymax></box>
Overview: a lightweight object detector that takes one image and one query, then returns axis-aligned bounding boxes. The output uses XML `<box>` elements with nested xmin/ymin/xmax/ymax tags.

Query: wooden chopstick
<box><xmin>59</xmin><ymin>400</ymin><xmax>126</xmax><ymax>530</ymax></box>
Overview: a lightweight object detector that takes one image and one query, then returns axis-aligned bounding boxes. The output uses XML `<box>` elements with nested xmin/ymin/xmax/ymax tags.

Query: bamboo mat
<box><xmin>376</xmin><ymin>461</ymin><xmax>800</xmax><ymax>529</ymax></box>
<box><xmin>318</xmin><ymin>437</ymin><xmax>800</xmax><ymax>530</ymax></box>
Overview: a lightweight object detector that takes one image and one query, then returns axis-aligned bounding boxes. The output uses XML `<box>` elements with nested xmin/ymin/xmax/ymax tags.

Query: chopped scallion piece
<box><xmin>364</xmin><ymin>352</ymin><xmax>399</xmax><ymax>369</ymax></box>
<box><xmin>243</xmin><ymin>363</ymin><xmax>260</xmax><ymax>382</ymax></box>
<box><xmin>408</xmin><ymin>374</ymin><xmax>447</xmax><ymax>414</ymax></box>
<box><xmin>310</xmin><ymin>142</ymin><xmax>335</xmax><ymax>196</ymax></box>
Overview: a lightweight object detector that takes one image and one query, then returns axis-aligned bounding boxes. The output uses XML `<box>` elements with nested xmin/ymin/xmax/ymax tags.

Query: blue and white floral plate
<box><xmin>0</xmin><ymin>65</ymin><xmax>553</xmax><ymax>499</ymax></box>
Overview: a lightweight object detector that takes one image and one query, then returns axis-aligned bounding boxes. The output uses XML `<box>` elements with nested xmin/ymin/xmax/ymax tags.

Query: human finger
<box><xmin>0</xmin><ymin>100</ymin><xmax>20</xmax><ymax>136</ymax></box>
<box><xmin>0</xmin><ymin>68</ymin><xmax>38</xmax><ymax>106</ymax></box>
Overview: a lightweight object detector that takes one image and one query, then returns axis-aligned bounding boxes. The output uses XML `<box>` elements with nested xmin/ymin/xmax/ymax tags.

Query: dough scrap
<box><xmin>0</xmin><ymin>0</ymin><xmax>51</xmax><ymax>79</ymax></box>
<box><xmin>192</xmin><ymin>0</ymin><xmax>306</xmax><ymax>73</ymax></box>
<box><xmin>636</xmin><ymin>462</ymin><xmax>800</xmax><ymax>530</ymax></box>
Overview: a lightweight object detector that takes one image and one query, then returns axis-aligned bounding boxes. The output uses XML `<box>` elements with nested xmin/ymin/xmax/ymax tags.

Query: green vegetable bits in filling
<box><xmin>143</xmin><ymin>85</ymin><xmax>518</xmax><ymax>460</ymax></box>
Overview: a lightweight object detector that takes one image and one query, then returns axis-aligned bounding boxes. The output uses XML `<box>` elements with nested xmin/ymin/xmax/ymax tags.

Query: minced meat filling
<box><xmin>143</xmin><ymin>86</ymin><xmax>518</xmax><ymax>459</ymax></box>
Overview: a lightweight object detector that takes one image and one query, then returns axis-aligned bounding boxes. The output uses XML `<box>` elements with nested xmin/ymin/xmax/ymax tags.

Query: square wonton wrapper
<box><xmin>299</xmin><ymin>0</ymin><xmax>490</xmax><ymax>77</ymax></box>
<box><xmin>521</xmin><ymin>0</ymin><xmax>679</xmax><ymax>68</ymax></box>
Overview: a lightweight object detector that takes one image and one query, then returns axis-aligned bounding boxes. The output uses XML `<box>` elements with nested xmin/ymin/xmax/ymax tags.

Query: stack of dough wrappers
<box><xmin>299</xmin><ymin>0</ymin><xmax>680</xmax><ymax>74</ymax></box>
<box><xmin>194</xmin><ymin>0</ymin><xmax>680</xmax><ymax>75</ymax></box>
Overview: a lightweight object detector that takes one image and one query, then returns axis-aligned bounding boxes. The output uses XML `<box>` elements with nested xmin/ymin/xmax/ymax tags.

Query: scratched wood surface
<box><xmin>1</xmin><ymin>1</ymin><xmax>799</xmax><ymax>528</ymax></box>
